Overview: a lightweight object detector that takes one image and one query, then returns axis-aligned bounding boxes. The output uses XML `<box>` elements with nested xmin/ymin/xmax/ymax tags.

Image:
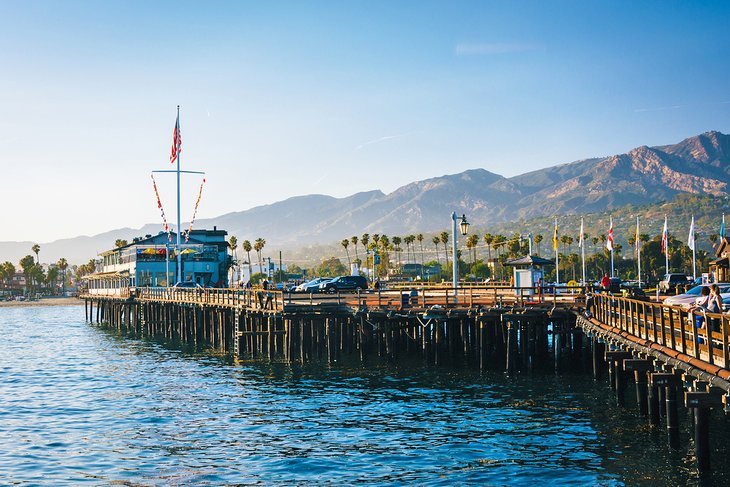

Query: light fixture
<box><xmin>459</xmin><ymin>214</ymin><xmax>470</xmax><ymax>236</ymax></box>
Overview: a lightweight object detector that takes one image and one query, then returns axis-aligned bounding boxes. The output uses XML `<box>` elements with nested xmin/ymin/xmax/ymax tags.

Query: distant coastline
<box><xmin>0</xmin><ymin>297</ymin><xmax>83</xmax><ymax>308</ymax></box>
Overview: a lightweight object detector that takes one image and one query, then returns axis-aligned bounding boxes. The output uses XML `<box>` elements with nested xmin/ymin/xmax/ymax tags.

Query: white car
<box><xmin>663</xmin><ymin>284</ymin><xmax>730</xmax><ymax>308</ymax></box>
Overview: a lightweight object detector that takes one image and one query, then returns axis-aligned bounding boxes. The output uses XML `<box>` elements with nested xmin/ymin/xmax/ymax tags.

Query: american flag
<box><xmin>170</xmin><ymin>113</ymin><xmax>181</xmax><ymax>164</ymax></box>
<box><xmin>661</xmin><ymin>217</ymin><xmax>668</xmax><ymax>254</ymax></box>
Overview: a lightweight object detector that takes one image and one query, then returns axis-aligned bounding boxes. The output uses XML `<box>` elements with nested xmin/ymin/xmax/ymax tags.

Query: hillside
<box><xmin>2</xmin><ymin>131</ymin><xmax>729</xmax><ymax>265</ymax></box>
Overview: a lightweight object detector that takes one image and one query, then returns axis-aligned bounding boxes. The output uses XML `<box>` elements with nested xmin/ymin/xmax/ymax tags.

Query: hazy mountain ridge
<box><xmin>4</xmin><ymin>131</ymin><xmax>729</xmax><ymax>265</ymax></box>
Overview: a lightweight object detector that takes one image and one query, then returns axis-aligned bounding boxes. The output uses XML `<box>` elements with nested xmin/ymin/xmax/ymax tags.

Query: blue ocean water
<box><xmin>0</xmin><ymin>305</ymin><xmax>727</xmax><ymax>485</ymax></box>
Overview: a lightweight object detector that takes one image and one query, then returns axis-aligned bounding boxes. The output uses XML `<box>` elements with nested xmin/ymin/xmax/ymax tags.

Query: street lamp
<box><xmin>452</xmin><ymin>212</ymin><xmax>469</xmax><ymax>303</ymax></box>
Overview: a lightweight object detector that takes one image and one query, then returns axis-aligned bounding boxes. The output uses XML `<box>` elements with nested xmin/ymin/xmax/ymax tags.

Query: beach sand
<box><xmin>0</xmin><ymin>297</ymin><xmax>83</xmax><ymax>308</ymax></box>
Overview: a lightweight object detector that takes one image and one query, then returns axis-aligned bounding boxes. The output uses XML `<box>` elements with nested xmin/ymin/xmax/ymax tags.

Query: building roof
<box><xmin>716</xmin><ymin>237</ymin><xmax>730</xmax><ymax>260</ymax></box>
<box><xmin>81</xmin><ymin>270</ymin><xmax>129</xmax><ymax>280</ymax></box>
<box><xmin>504</xmin><ymin>255</ymin><xmax>555</xmax><ymax>267</ymax></box>
<box><xmin>100</xmin><ymin>228</ymin><xmax>228</xmax><ymax>256</ymax></box>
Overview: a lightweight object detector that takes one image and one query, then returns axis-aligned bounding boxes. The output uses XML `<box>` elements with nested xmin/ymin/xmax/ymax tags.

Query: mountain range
<box><xmin>3</xmin><ymin>130</ymin><xmax>729</xmax><ymax>265</ymax></box>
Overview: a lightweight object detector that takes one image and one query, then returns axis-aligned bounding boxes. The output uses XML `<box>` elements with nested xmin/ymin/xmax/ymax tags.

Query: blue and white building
<box><xmin>85</xmin><ymin>228</ymin><xmax>231</xmax><ymax>294</ymax></box>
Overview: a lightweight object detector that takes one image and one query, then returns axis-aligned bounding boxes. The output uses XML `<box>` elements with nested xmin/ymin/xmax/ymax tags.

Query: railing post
<box><xmin>720</xmin><ymin>315</ymin><xmax>730</xmax><ymax>369</ymax></box>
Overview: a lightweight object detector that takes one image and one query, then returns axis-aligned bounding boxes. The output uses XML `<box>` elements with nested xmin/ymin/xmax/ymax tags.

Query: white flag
<box><xmin>578</xmin><ymin>218</ymin><xmax>584</xmax><ymax>248</ymax></box>
<box><xmin>688</xmin><ymin>216</ymin><xmax>695</xmax><ymax>251</ymax></box>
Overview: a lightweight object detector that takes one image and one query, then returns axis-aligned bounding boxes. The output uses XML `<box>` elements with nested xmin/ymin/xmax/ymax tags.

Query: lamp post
<box><xmin>451</xmin><ymin>212</ymin><xmax>470</xmax><ymax>303</ymax></box>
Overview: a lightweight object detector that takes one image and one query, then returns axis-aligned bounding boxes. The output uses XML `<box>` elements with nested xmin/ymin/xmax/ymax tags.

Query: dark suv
<box><xmin>319</xmin><ymin>275</ymin><xmax>368</xmax><ymax>293</ymax></box>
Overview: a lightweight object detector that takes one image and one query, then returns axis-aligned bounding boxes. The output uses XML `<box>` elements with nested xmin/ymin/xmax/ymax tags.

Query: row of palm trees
<box><xmin>0</xmin><ymin>244</ymin><xmax>71</xmax><ymax>295</ymax></box>
<box><xmin>227</xmin><ymin>236</ymin><xmax>268</xmax><ymax>278</ymax></box>
<box><xmin>334</xmin><ymin>228</ymin><xmax>713</xmax><ymax>282</ymax></box>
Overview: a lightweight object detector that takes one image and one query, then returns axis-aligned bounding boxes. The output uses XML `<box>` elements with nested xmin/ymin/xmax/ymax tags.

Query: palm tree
<box><xmin>379</xmin><ymin>235</ymin><xmax>389</xmax><ymax>273</ymax></box>
<box><xmin>351</xmin><ymin>236</ymin><xmax>359</xmax><ymax>265</ymax></box>
<box><xmin>242</xmin><ymin>240</ymin><xmax>253</xmax><ymax>280</ymax></box>
<box><xmin>533</xmin><ymin>234</ymin><xmax>542</xmax><ymax>256</ymax></box>
<box><xmin>361</xmin><ymin>233</ymin><xmax>370</xmax><ymax>250</ymax></box>
<box><xmin>20</xmin><ymin>255</ymin><xmax>35</xmax><ymax>294</ymax></box>
<box><xmin>46</xmin><ymin>267</ymin><xmax>59</xmax><ymax>294</ymax></box>
<box><xmin>710</xmin><ymin>234</ymin><xmax>719</xmax><ymax>249</ymax></box>
<box><xmin>591</xmin><ymin>236</ymin><xmax>599</xmax><ymax>252</ymax></box>
<box><xmin>0</xmin><ymin>262</ymin><xmax>13</xmax><ymax>291</ymax></box>
<box><xmin>254</xmin><ymin>238</ymin><xmax>266</xmax><ymax>274</ymax></box>
<box><xmin>57</xmin><ymin>258</ymin><xmax>68</xmax><ymax>295</ymax></box>
<box><xmin>114</xmin><ymin>239</ymin><xmax>128</xmax><ymax>248</ymax></box>
<box><xmin>560</xmin><ymin>234</ymin><xmax>569</xmax><ymax>257</ymax></box>
<box><xmin>341</xmin><ymin>239</ymin><xmax>351</xmax><ymax>268</ymax></box>
<box><xmin>404</xmin><ymin>235</ymin><xmax>414</xmax><ymax>264</ymax></box>
<box><xmin>432</xmin><ymin>236</ymin><xmax>441</xmax><ymax>266</ymax></box>
<box><xmin>416</xmin><ymin>234</ymin><xmax>424</xmax><ymax>272</ymax></box>
<box><xmin>32</xmin><ymin>244</ymin><xmax>40</xmax><ymax>264</ymax></box>
<box><xmin>483</xmin><ymin>233</ymin><xmax>494</xmax><ymax>261</ymax></box>
<box><xmin>628</xmin><ymin>235</ymin><xmax>636</xmax><ymax>256</ymax></box>
<box><xmin>566</xmin><ymin>236</ymin><xmax>574</xmax><ymax>256</ymax></box>
<box><xmin>440</xmin><ymin>231</ymin><xmax>450</xmax><ymax>267</ymax></box>
<box><xmin>392</xmin><ymin>236</ymin><xmax>402</xmax><ymax>271</ymax></box>
<box><xmin>465</xmin><ymin>234</ymin><xmax>479</xmax><ymax>269</ymax></box>
<box><xmin>228</xmin><ymin>235</ymin><xmax>238</xmax><ymax>257</ymax></box>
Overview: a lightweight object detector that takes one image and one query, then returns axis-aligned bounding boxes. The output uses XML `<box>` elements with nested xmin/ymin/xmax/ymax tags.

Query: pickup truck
<box><xmin>658</xmin><ymin>273</ymin><xmax>690</xmax><ymax>293</ymax></box>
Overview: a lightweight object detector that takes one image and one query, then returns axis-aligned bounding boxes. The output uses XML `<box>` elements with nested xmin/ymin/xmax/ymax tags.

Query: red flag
<box><xmin>170</xmin><ymin>114</ymin><xmax>181</xmax><ymax>163</ymax></box>
<box><xmin>606</xmin><ymin>218</ymin><xmax>614</xmax><ymax>251</ymax></box>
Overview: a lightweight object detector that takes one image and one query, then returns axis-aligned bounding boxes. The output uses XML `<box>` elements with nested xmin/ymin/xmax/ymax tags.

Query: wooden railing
<box><xmin>591</xmin><ymin>293</ymin><xmax>730</xmax><ymax>370</ymax></box>
<box><xmin>81</xmin><ymin>284</ymin><xmax>589</xmax><ymax>311</ymax></box>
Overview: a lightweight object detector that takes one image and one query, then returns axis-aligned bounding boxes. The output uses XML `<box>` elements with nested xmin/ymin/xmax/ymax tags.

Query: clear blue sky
<box><xmin>1</xmin><ymin>1</ymin><xmax>729</xmax><ymax>242</ymax></box>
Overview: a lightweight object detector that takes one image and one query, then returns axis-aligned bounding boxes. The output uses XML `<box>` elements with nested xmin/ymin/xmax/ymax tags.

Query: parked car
<box><xmin>664</xmin><ymin>284</ymin><xmax>730</xmax><ymax>308</ymax></box>
<box><xmin>294</xmin><ymin>277</ymin><xmax>332</xmax><ymax>293</ymax></box>
<box><xmin>319</xmin><ymin>275</ymin><xmax>368</xmax><ymax>293</ymax></box>
<box><xmin>658</xmin><ymin>273</ymin><xmax>691</xmax><ymax>293</ymax></box>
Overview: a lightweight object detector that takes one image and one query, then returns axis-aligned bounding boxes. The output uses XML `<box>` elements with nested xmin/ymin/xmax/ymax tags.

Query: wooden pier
<box><xmin>83</xmin><ymin>286</ymin><xmax>730</xmax><ymax>472</ymax></box>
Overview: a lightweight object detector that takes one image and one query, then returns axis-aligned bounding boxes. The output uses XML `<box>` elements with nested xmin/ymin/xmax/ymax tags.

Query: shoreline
<box><xmin>0</xmin><ymin>297</ymin><xmax>83</xmax><ymax>308</ymax></box>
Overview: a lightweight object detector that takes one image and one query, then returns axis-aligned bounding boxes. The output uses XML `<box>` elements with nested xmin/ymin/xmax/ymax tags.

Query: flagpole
<box><xmin>176</xmin><ymin>105</ymin><xmax>182</xmax><ymax>284</ymax></box>
<box><xmin>580</xmin><ymin>218</ymin><xmax>586</xmax><ymax>286</ymax></box>
<box><xmin>665</xmin><ymin>216</ymin><xmax>669</xmax><ymax>274</ymax></box>
<box><xmin>636</xmin><ymin>216</ymin><xmax>641</xmax><ymax>287</ymax></box>
<box><xmin>609</xmin><ymin>217</ymin><xmax>614</xmax><ymax>278</ymax></box>
<box><xmin>691</xmin><ymin>215</ymin><xmax>696</xmax><ymax>281</ymax></box>
<box><xmin>554</xmin><ymin>218</ymin><xmax>559</xmax><ymax>286</ymax></box>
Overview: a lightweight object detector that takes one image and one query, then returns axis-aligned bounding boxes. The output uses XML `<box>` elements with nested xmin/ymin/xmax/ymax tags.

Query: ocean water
<box><xmin>1</xmin><ymin>305</ymin><xmax>728</xmax><ymax>486</ymax></box>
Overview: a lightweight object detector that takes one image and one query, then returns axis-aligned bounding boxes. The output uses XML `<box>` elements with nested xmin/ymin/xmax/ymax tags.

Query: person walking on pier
<box><xmin>690</xmin><ymin>286</ymin><xmax>711</xmax><ymax>342</ymax></box>
<box><xmin>600</xmin><ymin>274</ymin><xmax>611</xmax><ymax>293</ymax></box>
<box><xmin>708</xmin><ymin>283</ymin><xmax>723</xmax><ymax>332</ymax></box>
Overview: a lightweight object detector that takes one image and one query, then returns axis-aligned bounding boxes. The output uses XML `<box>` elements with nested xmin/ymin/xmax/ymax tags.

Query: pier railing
<box><xmin>591</xmin><ymin>293</ymin><xmax>730</xmax><ymax>371</ymax></box>
<box><xmin>91</xmin><ymin>284</ymin><xmax>586</xmax><ymax>311</ymax></box>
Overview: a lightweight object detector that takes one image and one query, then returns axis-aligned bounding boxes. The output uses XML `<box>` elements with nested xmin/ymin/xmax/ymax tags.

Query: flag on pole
<box><xmin>661</xmin><ymin>217</ymin><xmax>668</xmax><ymax>254</ymax></box>
<box><xmin>721</xmin><ymin>214</ymin><xmax>725</xmax><ymax>240</ymax></box>
<box><xmin>170</xmin><ymin>113</ymin><xmax>181</xmax><ymax>163</ymax></box>
<box><xmin>578</xmin><ymin>219</ymin><xmax>584</xmax><ymax>248</ymax></box>
<box><xmin>553</xmin><ymin>219</ymin><xmax>559</xmax><ymax>251</ymax></box>
<box><xmin>606</xmin><ymin>218</ymin><xmax>613</xmax><ymax>251</ymax></box>
<box><xmin>688</xmin><ymin>216</ymin><xmax>695</xmax><ymax>251</ymax></box>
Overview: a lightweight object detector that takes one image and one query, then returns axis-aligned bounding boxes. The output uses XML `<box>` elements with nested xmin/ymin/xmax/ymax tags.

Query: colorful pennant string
<box><xmin>184</xmin><ymin>178</ymin><xmax>206</xmax><ymax>242</ymax></box>
<box><xmin>151</xmin><ymin>174</ymin><xmax>173</xmax><ymax>242</ymax></box>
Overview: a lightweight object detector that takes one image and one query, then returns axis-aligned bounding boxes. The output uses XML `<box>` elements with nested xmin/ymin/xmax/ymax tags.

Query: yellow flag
<box><xmin>553</xmin><ymin>220</ymin><xmax>559</xmax><ymax>251</ymax></box>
